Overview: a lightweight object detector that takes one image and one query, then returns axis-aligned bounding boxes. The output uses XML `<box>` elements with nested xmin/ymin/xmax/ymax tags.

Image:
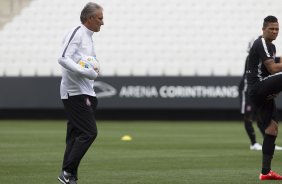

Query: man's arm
<box><xmin>264</xmin><ymin>58</ymin><xmax>282</xmax><ymax>74</ymax></box>
<box><xmin>58</xmin><ymin>57</ymin><xmax>98</xmax><ymax>80</ymax></box>
<box><xmin>58</xmin><ymin>31</ymin><xmax>98</xmax><ymax>80</ymax></box>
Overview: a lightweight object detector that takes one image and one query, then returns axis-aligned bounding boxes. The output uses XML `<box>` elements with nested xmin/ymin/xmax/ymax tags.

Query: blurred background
<box><xmin>1</xmin><ymin>0</ymin><xmax>282</xmax><ymax>120</ymax></box>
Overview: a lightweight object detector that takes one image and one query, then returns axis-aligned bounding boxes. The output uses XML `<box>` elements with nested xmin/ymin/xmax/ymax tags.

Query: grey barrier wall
<box><xmin>1</xmin><ymin>76</ymin><xmax>281</xmax><ymax>109</ymax></box>
<box><xmin>96</xmin><ymin>76</ymin><xmax>240</xmax><ymax>109</ymax></box>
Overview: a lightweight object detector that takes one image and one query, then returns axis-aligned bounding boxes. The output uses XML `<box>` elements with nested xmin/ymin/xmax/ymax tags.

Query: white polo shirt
<box><xmin>58</xmin><ymin>24</ymin><xmax>98</xmax><ymax>99</ymax></box>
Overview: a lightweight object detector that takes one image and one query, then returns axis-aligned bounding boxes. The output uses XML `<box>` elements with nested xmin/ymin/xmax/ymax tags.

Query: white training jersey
<box><xmin>58</xmin><ymin>24</ymin><xmax>98</xmax><ymax>99</ymax></box>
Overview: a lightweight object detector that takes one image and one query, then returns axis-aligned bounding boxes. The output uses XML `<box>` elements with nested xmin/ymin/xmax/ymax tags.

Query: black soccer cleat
<box><xmin>58</xmin><ymin>171</ymin><xmax>77</xmax><ymax>184</ymax></box>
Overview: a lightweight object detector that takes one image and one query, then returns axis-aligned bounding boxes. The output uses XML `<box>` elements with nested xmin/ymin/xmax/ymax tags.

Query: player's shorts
<box><xmin>249</xmin><ymin>96</ymin><xmax>277</xmax><ymax>130</ymax></box>
<box><xmin>249</xmin><ymin>73</ymin><xmax>282</xmax><ymax>129</ymax></box>
<box><xmin>239</xmin><ymin>90</ymin><xmax>254</xmax><ymax>115</ymax></box>
<box><xmin>238</xmin><ymin>78</ymin><xmax>255</xmax><ymax>118</ymax></box>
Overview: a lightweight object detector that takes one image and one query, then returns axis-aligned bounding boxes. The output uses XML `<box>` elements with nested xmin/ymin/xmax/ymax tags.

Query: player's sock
<box><xmin>244</xmin><ymin>119</ymin><xmax>256</xmax><ymax>145</ymax></box>
<box><xmin>262</xmin><ymin>156</ymin><xmax>272</xmax><ymax>174</ymax></box>
<box><xmin>261</xmin><ymin>134</ymin><xmax>276</xmax><ymax>174</ymax></box>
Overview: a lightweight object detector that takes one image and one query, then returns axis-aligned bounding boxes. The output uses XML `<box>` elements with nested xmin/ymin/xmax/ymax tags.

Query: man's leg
<box><xmin>257</xmin><ymin>100</ymin><xmax>282</xmax><ymax>180</ymax></box>
<box><xmin>62</xmin><ymin>95</ymin><xmax>98</xmax><ymax>175</ymax></box>
<box><xmin>251</xmin><ymin>76</ymin><xmax>282</xmax><ymax>179</ymax></box>
<box><xmin>244</xmin><ymin>115</ymin><xmax>257</xmax><ymax>146</ymax></box>
<box><xmin>259</xmin><ymin>120</ymin><xmax>282</xmax><ymax>180</ymax></box>
<box><xmin>261</xmin><ymin>120</ymin><xmax>278</xmax><ymax>174</ymax></box>
<box><xmin>243</xmin><ymin>107</ymin><xmax>262</xmax><ymax>150</ymax></box>
<box><xmin>62</xmin><ymin>121</ymin><xmax>76</xmax><ymax>169</ymax></box>
<box><xmin>256</xmin><ymin>121</ymin><xmax>265</xmax><ymax>137</ymax></box>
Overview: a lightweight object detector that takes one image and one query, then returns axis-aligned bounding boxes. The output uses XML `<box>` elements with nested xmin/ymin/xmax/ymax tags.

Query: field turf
<box><xmin>1</xmin><ymin>120</ymin><xmax>282</xmax><ymax>184</ymax></box>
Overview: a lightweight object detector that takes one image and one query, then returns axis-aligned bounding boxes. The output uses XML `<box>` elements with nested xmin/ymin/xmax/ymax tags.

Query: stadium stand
<box><xmin>0</xmin><ymin>0</ymin><xmax>31</xmax><ymax>29</ymax></box>
<box><xmin>0</xmin><ymin>0</ymin><xmax>282</xmax><ymax>76</ymax></box>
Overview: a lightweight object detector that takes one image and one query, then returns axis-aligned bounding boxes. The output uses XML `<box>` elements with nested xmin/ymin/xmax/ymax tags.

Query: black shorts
<box><xmin>249</xmin><ymin>74</ymin><xmax>282</xmax><ymax>129</ymax></box>
<box><xmin>238</xmin><ymin>78</ymin><xmax>254</xmax><ymax>117</ymax></box>
<box><xmin>239</xmin><ymin>89</ymin><xmax>254</xmax><ymax>116</ymax></box>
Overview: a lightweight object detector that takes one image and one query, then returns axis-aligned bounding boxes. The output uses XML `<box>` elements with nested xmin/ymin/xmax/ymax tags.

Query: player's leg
<box><xmin>250</xmin><ymin>75</ymin><xmax>282</xmax><ymax>180</ymax></box>
<box><xmin>62</xmin><ymin>95</ymin><xmax>98</xmax><ymax>179</ymax></box>
<box><xmin>254</xmin><ymin>100</ymin><xmax>282</xmax><ymax>179</ymax></box>
<box><xmin>244</xmin><ymin>116</ymin><xmax>256</xmax><ymax>145</ymax></box>
<box><xmin>257</xmin><ymin>74</ymin><xmax>282</xmax><ymax>151</ymax></box>
<box><xmin>257</xmin><ymin>74</ymin><xmax>282</xmax><ymax>97</ymax></box>
<box><xmin>61</xmin><ymin>121</ymin><xmax>80</xmax><ymax>181</ymax></box>
<box><xmin>258</xmin><ymin>112</ymin><xmax>282</xmax><ymax>179</ymax></box>
<box><xmin>256</xmin><ymin>121</ymin><xmax>265</xmax><ymax>136</ymax></box>
<box><xmin>62</xmin><ymin>121</ymin><xmax>76</xmax><ymax>168</ymax></box>
<box><xmin>262</xmin><ymin>119</ymin><xmax>277</xmax><ymax>173</ymax></box>
<box><xmin>259</xmin><ymin>119</ymin><xmax>282</xmax><ymax>180</ymax></box>
<box><xmin>242</xmin><ymin>90</ymin><xmax>261</xmax><ymax>150</ymax></box>
<box><xmin>257</xmin><ymin>119</ymin><xmax>282</xmax><ymax>150</ymax></box>
<box><xmin>58</xmin><ymin>99</ymin><xmax>80</xmax><ymax>184</ymax></box>
<box><xmin>244</xmin><ymin>113</ymin><xmax>260</xmax><ymax>150</ymax></box>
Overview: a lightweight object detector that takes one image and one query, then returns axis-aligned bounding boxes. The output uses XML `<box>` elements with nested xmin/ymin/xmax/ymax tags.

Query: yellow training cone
<box><xmin>121</xmin><ymin>135</ymin><xmax>132</xmax><ymax>141</ymax></box>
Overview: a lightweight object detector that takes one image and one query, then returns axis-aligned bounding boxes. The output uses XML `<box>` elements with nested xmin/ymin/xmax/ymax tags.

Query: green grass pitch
<box><xmin>1</xmin><ymin>120</ymin><xmax>282</xmax><ymax>184</ymax></box>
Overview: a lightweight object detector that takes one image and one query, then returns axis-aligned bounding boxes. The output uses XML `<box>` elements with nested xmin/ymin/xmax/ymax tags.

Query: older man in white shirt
<box><xmin>57</xmin><ymin>2</ymin><xmax>103</xmax><ymax>184</ymax></box>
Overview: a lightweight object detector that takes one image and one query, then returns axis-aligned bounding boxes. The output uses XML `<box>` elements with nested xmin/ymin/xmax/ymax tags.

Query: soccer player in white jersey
<box><xmin>57</xmin><ymin>2</ymin><xmax>103</xmax><ymax>184</ymax></box>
